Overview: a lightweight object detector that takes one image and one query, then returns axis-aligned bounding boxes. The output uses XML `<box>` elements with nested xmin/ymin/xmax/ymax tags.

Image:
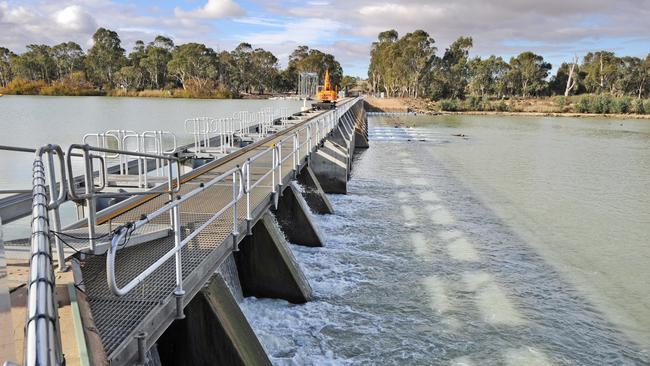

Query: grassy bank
<box><xmin>366</xmin><ymin>96</ymin><xmax>650</xmax><ymax>118</ymax></box>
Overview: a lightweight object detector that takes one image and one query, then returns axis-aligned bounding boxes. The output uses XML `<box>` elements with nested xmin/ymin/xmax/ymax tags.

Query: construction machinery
<box><xmin>313</xmin><ymin>69</ymin><xmax>338</xmax><ymax>109</ymax></box>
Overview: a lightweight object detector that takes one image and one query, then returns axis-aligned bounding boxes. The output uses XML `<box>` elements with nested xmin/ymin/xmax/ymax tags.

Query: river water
<box><xmin>241</xmin><ymin>114</ymin><xmax>650</xmax><ymax>365</ymax></box>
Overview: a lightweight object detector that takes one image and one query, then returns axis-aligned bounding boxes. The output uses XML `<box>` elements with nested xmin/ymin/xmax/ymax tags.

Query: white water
<box><xmin>240</xmin><ymin>115</ymin><xmax>649</xmax><ymax>365</ymax></box>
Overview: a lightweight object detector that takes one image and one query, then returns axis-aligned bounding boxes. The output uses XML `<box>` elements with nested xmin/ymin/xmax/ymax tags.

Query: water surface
<box><xmin>242</xmin><ymin>114</ymin><xmax>649</xmax><ymax>365</ymax></box>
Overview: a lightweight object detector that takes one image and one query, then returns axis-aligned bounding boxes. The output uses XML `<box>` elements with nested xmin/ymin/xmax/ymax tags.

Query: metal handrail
<box><xmin>107</xmin><ymin>164</ymin><xmax>245</xmax><ymax>298</ymax></box>
<box><xmin>66</xmin><ymin>143</ymin><xmax>182</xmax><ymax>252</ymax></box>
<box><xmin>102</xmin><ymin>96</ymin><xmax>362</xmax><ymax>304</ymax></box>
<box><xmin>25</xmin><ymin>145</ymin><xmax>67</xmax><ymax>366</ymax></box>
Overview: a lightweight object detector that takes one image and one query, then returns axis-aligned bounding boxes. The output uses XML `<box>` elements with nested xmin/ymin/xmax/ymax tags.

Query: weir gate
<box><xmin>0</xmin><ymin>97</ymin><xmax>368</xmax><ymax>365</ymax></box>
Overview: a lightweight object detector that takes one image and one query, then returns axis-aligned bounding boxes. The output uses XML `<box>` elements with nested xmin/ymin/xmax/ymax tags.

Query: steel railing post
<box><xmin>46</xmin><ymin>150</ymin><xmax>67</xmax><ymax>272</ymax></box>
<box><xmin>82</xmin><ymin>146</ymin><xmax>97</xmax><ymax>252</ymax></box>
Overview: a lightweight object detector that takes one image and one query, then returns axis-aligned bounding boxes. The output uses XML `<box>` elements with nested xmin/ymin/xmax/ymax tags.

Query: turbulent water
<box><xmin>241</xmin><ymin>115</ymin><xmax>650</xmax><ymax>365</ymax></box>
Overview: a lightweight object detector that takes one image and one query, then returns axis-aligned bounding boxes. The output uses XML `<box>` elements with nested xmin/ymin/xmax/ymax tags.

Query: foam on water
<box><xmin>240</xmin><ymin>129</ymin><xmax>649</xmax><ymax>365</ymax></box>
<box><xmin>447</xmin><ymin>237</ymin><xmax>480</xmax><ymax>262</ymax></box>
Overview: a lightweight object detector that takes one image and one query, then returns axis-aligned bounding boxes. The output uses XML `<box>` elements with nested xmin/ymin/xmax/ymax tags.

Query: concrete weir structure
<box><xmin>1</xmin><ymin>97</ymin><xmax>368</xmax><ymax>366</ymax></box>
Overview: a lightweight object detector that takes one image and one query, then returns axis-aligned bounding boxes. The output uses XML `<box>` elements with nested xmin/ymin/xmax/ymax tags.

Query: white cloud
<box><xmin>175</xmin><ymin>0</ymin><xmax>245</xmax><ymax>19</ymax></box>
<box><xmin>54</xmin><ymin>5</ymin><xmax>97</xmax><ymax>32</ymax></box>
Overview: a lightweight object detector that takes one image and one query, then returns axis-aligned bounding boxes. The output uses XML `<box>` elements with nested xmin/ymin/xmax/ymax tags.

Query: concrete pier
<box><xmin>274</xmin><ymin>182</ymin><xmax>325</xmax><ymax>247</ymax></box>
<box><xmin>157</xmin><ymin>274</ymin><xmax>271</xmax><ymax>366</ymax></box>
<box><xmin>235</xmin><ymin>212</ymin><xmax>312</xmax><ymax>303</ymax></box>
<box><xmin>297</xmin><ymin>165</ymin><xmax>334</xmax><ymax>214</ymax></box>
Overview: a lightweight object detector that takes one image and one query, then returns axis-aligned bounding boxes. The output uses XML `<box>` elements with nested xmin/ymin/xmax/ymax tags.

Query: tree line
<box><xmin>0</xmin><ymin>27</ymin><xmax>343</xmax><ymax>98</ymax></box>
<box><xmin>368</xmin><ymin>29</ymin><xmax>650</xmax><ymax>101</ymax></box>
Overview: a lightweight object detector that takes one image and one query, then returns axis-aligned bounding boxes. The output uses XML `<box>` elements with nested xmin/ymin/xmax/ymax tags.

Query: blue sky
<box><xmin>1</xmin><ymin>0</ymin><xmax>649</xmax><ymax>77</ymax></box>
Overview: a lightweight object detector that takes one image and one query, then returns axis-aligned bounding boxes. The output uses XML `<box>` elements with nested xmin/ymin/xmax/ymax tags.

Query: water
<box><xmin>241</xmin><ymin>115</ymin><xmax>650</xmax><ymax>365</ymax></box>
<box><xmin>0</xmin><ymin>95</ymin><xmax>303</xmax><ymax>239</ymax></box>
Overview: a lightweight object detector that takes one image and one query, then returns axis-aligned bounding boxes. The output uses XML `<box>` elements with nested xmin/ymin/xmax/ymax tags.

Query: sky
<box><xmin>1</xmin><ymin>0</ymin><xmax>649</xmax><ymax>77</ymax></box>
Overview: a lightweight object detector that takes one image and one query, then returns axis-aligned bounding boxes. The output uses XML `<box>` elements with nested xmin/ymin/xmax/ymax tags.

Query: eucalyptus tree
<box><xmin>468</xmin><ymin>55</ymin><xmax>509</xmax><ymax>97</ymax></box>
<box><xmin>141</xmin><ymin>36</ymin><xmax>174</xmax><ymax>89</ymax></box>
<box><xmin>582</xmin><ymin>51</ymin><xmax>620</xmax><ymax>93</ymax></box>
<box><xmin>51</xmin><ymin>42</ymin><xmax>85</xmax><ymax>79</ymax></box>
<box><xmin>288</xmin><ymin>45</ymin><xmax>343</xmax><ymax>91</ymax></box>
<box><xmin>167</xmin><ymin>43</ymin><xmax>219</xmax><ymax>91</ymax></box>
<box><xmin>507</xmin><ymin>51</ymin><xmax>551</xmax><ymax>97</ymax></box>
<box><xmin>85</xmin><ymin>28</ymin><xmax>127</xmax><ymax>88</ymax></box>
<box><xmin>250</xmin><ymin>48</ymin><xmax>278</xmax><ymax>93</ymax></box>
<box><xmin>0</xmin><ymin>47</ymin><xmax>16</xmax><ymax>87</ymax></box>
<box><xmin>430</xmin><ymin>36</ymin><xmax>473</xmax><ymax>99</ymax></box>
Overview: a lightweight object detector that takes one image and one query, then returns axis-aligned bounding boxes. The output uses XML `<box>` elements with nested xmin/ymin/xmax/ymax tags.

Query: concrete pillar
<box><xmin>355</xmin><ymin>113</ymin><xmax>369</xmax><ymax>149</ymax></box>
<box><xmin>274</xmin><ymin>182</ymin><xmax>325</xmax><ymax>247</ymax></box>
<box><xmin>310</xmin><ymin>138</ymin><xmax>349</xmax><ymax>194</ymax></box>
<box><xmin>235</xmin><ymin>212</ymin><xmax>312</xmax><ymax>303</ymax></box>
<box><xmin>156</xmin><ymin>274</ymin><xmax>271</xmax><ymax>366</ymax></box>
<box><xmin>297</xmin><ymin>165</ymin><xmax>334</xmax><ymax>214</ymax></box>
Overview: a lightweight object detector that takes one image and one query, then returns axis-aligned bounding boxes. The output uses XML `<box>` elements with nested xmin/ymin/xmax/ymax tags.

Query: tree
<box><xmin>167</xmin><ymin>43</ymin><xmax>219</xmax><ymax>91</ymax></box>
<box><xmin>229</xmin><ymin>43</ymin><xmax>254</xmax><ymax>93</ymax></box>
<box><xmin>115</xmin><ymin>66</ymin><xmax>144</xmax><ymax>90</ymax></box>
<box><xmin>0</xmin><ymin>47</ymin><xmax>15</xmax><ymax>87</ymax></box>
<box><xmin>86</xmin><ymin>27</ymin><xmax>126</xmax><ymax>88</ymax></box>
<box><xmin>468</xmin><ymin>55</ymin><xmax>509</xmax><ymax>98</ymax></box>
<box><xmin>288</xmin><ymin>46</ymin><xmax>343</xmax><ymax>92</ymax></box>
<box><xmin>250</xmin><ymin>48</ymin><xmax>279</xmax><ymax>94</ymax></box>
<box><xmin>507</xmin><ymin>51</ymin><xmax>551</xmax><ymax>97</ymax></box>
<box><xmin>582</xmin><ymin>51</ymin><xmax>620</xmax><ymax>93</ymax></box>
<box><xmin>430</xmin><ymin>36</ymin><xmax>473</xmax><ymax>99</ymax></box>
<box><xmin>141</xmin><ymin>36</ymin><xmax>174</xmax><ymax>89</ymax></box>
<box><xmin>51</xmin><ymin>42</ymin><xmax>85</xmax><ymax>80</ymax></box>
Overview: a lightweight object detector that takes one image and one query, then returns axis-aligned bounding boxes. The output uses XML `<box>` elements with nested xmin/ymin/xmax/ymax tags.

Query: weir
<box><xmin>0</xmin><ymin>97</ymin><xmax>367</xmax><ymax>365</ymax></box>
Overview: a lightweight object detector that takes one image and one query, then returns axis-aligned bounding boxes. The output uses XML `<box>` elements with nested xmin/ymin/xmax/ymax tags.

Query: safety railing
<box><xmin>84</xmin><ymin>130</ymin><xmax>176</xmax><ymax>189</ymax></box>
<box><xmin>0</xmin><ymin>145</ymin><xmax>105</xmax><ymax>272</ymax></box>
<box><xmin>25</xmin><ymin>144</ymin><xmax>68</xmax><ymax>366</ymax></box>
<box><xmin>104</xmin><ymin>97</ymin><xmax>362</xmax><ymax>310</ymax></box>
<box><xmin>66</xmin><ymin>144</ymin><xmax>181</xmax><ymax>252</ymax></box>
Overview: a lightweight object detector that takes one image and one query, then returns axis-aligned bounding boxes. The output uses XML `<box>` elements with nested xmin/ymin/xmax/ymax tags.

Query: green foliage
<box><xmin>576</xmin><ymin>96</ymin><xmax>590</xmax><ymax>113</ymax></box>
<box><xmin>554</xmin><ymin>96</ymin><xmax>567</xmax><ymax>109</ymax></box>
<box><xmin>439</xmin><ymin>99</ymin><xmax>461</xmax><ymax>111</ymax></box>
<box><xmin>494</xmin><ymin>100</ymin><xmax>509</xmax><ymax>112</ymax></box>
<box><xmin>633</xmin><ymin>99</ymin><xmax>646</xmax><ymax>114</ymax></box>
<box><xmin>85</xmin><ymin>28</ymin><xmax>126</xmax><ymax>88</ymax></box>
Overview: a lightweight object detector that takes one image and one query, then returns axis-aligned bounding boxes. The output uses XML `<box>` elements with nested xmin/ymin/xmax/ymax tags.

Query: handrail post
<box><xmin>82</xmin><ymin>146</ymin><xmax>97</xmax><ymax>252</ymax></box>
<box><xmin>245</xmin><ymin>159</ymin><xmax>252</xmax><ymax>235</ymax></box>
<box><xmin>172</xmin><ymin>197</ymin><xmax>185</xmax><ymax>320</ymax></box>
<box><xmin>46</xmin><ymin>149</ymin><xmax>67</xmax><ymax>272</ymax></box>
<box><xmin>232</xmin><ymin>169</ymin><xmax>239</xmax><ymax>251</ymax></box>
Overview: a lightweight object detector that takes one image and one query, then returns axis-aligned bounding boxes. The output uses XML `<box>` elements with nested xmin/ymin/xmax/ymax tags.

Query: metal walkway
<box><xmin>70</xmin><ymin>98</ymin><xmax>363</xmax><ymax>364</ymax></box>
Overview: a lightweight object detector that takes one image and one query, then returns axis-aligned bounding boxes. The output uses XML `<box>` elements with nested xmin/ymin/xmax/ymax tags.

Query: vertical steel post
<box><xmin>46</xmin><ymin>151</ymin><xmax>67</xmax><ymax>272</ymax></box>
<box><xmin>82</xmin><ymin>147</ymin><xmax>97</xmax><ymax>252</ymax></box>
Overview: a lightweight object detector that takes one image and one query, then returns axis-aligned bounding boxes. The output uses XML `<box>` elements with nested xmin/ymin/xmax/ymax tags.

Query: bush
<box><xmin>439</xmin><ymin>99</ymin><xmax>460</xmax><ymax>111</ymax></box>
<box><xmin>3</xmin><ymin>78</ymin><xmax>46</xmax><ymax>95</ymax></box>
<box><xmin>554</xmin><ymin>95</ymin><xmax>567</xmax><ymax>110</ymax></box>
<box><xmin>466</xmin><ymin>95</ymin><xmax>481</xmax><ymax>111</ymax></box>
<box><xmin>494</xmin><ymin>100</ymin><xmax>508</xmax><ymax>112</ymax></box>
<box><xmin>611</xmin><ymin>97</ymin><xmax>631</xmax><ymax>114</ymax></box>
<box><xmin>632</xmin><ymin>99</ymin><xmax>645</xmax><ymax>114</ymax></box>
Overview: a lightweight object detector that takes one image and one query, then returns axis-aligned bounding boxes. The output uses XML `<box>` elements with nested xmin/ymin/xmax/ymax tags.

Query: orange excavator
<box><xmin>314</xmin><ymin>69</ymin><xmax>338</xmax><ymax>109</ymax></box>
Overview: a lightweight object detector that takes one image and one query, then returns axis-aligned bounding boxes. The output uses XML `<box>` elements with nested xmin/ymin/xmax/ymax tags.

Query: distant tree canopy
<box><xmin>0</xmin><ymin>27</ymin><xmax>344</xmax><ymax>96</ymax></box>
<box><xmin>368</xmin><ymin>29</ymin><xmax>650</xmax><ymax>99</ymax></box>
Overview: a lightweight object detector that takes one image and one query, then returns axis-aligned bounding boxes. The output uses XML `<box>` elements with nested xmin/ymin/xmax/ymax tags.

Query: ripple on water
<box><xmin>240</xmin><ymin>140</ymin><xmax>649</xmax><ymax>365</ymax></box>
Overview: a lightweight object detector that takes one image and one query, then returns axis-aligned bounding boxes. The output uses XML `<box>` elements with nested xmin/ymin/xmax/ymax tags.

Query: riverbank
<box><xmin>365</xmin><ymin>97</ymin><xmax>650</xmax><ymax>119</ymax></box>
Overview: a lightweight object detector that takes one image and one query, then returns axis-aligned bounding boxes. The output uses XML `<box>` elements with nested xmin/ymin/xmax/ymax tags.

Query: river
<box><xmin>242</xmin><ymin>114</ymin><xmax>650</xmax><ymax>365</ymax></box>
<box><xmin>1</xmin><ymin>97</ymin><xmax>648</xmax><ymax>364</ymax></box>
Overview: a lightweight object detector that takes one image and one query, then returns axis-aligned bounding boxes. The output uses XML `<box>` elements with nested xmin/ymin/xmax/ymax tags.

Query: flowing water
<box><xmin>241</xmin><ymin>115</ymin><xmax>650</xmax><ymax>365</ymax></box>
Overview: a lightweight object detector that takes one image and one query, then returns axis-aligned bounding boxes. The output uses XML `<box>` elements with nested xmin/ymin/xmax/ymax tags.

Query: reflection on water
<box><xmin>242</xmin><ymin>115</ymin><xmax>649</xmax><ymax>365</ymax></box>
